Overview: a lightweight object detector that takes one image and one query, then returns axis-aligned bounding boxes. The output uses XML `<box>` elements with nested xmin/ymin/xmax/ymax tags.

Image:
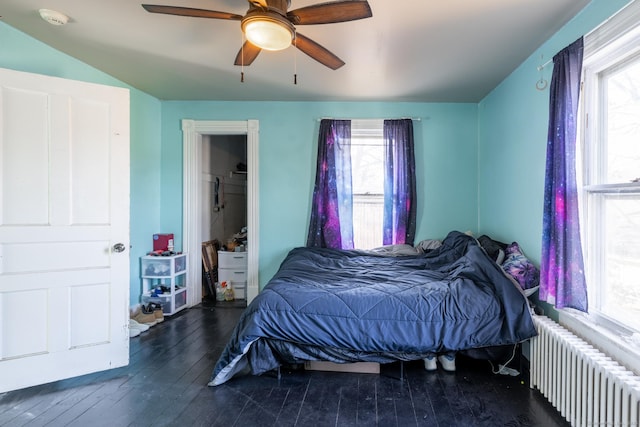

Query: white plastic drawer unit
<box><xmin>217</xmin><ymin>251</ymin><xmax>247</xmax><ymax>269</ymax></box>
<box><xmin>218</xmin><ymin>269</ymin><xmax>247</xmax><ymax>284</ymax></box>
<box><xmin>140</xmin><ymin>253</ymin><xmax>188</xmax><ymax>315</ymax></box>
<box><xmin>218</xmin><ymin>251</ymin><xmax>248</xmax><ymax>299</ymax></box>
<box><xmin>141</xmin><ymin>253</ymin><xmax>187</xmax><ymax>277</ymax></box>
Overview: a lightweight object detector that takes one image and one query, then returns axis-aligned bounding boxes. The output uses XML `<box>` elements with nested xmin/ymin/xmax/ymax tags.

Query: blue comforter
<box><xmin>209</xmin><ymin>231</ymin><xmax>536</xmax><ymax>385</ymax></box>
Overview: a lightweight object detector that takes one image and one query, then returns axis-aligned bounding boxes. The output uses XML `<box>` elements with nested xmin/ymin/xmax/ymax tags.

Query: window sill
<box><xmin>558</xmin><ymin>309</ymin><xmax>640</xmax><ymax>376</ymax></box>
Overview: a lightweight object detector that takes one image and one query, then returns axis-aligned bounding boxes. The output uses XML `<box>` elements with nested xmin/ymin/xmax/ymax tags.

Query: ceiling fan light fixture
<box><xmin>242</xmin><ymin>12</ymin><xmax>294</xmax><ymax>51</ymax></box>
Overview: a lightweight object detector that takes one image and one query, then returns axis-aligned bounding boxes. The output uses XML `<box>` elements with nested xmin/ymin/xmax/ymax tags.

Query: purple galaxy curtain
<box><xmin>540</xmin><ymin>37</ymin><xmax>588</xmax><ymax>312</ymax></box>
<box><xmin>307</xmin><ymin>119</ymin><xmax>354</xmax><ymax>249</ymax></box>
<box><xmin>383</xmin><ymin>119</ymin><xmax>416</xmax><ymax>246</ymax></box>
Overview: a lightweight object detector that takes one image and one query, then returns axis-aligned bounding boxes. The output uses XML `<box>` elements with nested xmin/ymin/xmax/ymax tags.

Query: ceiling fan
<box><xmin>141</xmin><ymin>0</ymin><xmax>372</xmax><ymax>70</ymax></box>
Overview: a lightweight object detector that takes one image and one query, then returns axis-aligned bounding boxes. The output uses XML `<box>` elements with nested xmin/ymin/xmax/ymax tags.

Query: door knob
<box><xmin>113</xmin><ymin>243</ymin><xmax>126</xmax><ymax>253</ymax></box>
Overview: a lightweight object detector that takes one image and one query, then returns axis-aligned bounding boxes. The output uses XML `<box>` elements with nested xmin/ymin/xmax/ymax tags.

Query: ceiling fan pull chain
<box><xmin>293</xmin><ymin>32</ymin><xmax>297</xmax><ymax>85</ymax></box>
<box><xmin>241</xmin><ymin>32</ymin><xmax>245</xmax><ymax>83</ymax></box>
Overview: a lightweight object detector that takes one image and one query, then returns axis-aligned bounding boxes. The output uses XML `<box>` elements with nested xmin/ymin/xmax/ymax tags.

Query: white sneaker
<box><xmin>130</xmin><ymin>318</ymin><xmax>150</xmax><ymax>332</ymax></box>
<box><xmin>438</xmin><ymin>354</ymin><xmax>456</xmax><ymax>372</ymax></box>
<box><xmin>423</xmin><ymin>356</ymin><xmax>437</xmax><ymax>371</ymax></box>
<box><xmin>129</xmin><ymin>326</ymin><xmax>141</xmax><ymax>338</ymax></box>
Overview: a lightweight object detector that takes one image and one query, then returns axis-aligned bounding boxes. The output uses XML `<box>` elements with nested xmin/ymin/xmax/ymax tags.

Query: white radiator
<box><xmin>530</xmin><ymin>316</ymin><xmax>640</xmax><ymax>427</ymax></box>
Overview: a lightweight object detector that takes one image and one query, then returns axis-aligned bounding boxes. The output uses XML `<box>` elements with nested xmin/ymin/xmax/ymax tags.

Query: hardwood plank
<box><xmin>458</xmin><ymin>364</ymin><xmax>509</xmax><ymax>426</ymax></box>
<box><xmin>385</xmin><ymin>365</ymin><xmax>422</xmax><ymax>426</ymax></box>
<box><xmin>354</xmin><ymin>374</ymin><xmax>378</xmax><ymax>425</ymax></box>
<box><xmin>376</xmin><ymin>367</ymin><xmax>409</xmax><ymax>426</ymax></box>
<box><xmin>230</xmin><ymin>381</ymin><xmax>285</xmax><ymax>426</ymax></box>
<box><xmin>271</xmin><ymin>375</ymin><xmax>311</xmax><ymax>426</ymax></box>
<box><xmin>302</xmin><ymin>373</ymin><xmax>350</xmax><ymax>426</ymax></box>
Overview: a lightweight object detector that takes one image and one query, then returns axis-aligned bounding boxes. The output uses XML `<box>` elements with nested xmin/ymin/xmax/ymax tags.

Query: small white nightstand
<box><xmin>217</xmin><ymin>251</ymin><xmax>247</xmax><ymax>300</ymax></box>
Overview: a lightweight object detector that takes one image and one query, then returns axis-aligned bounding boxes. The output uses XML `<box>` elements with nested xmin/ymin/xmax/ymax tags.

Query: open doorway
<box><xmin>201</xmin><ymin>134</ymin><xmax>248</xmax><ymax>307</ymax></box>
<box><xmin>182</xmin><ymin>120</ymin><xmax>259</xmax><ymax>309</ymax></box>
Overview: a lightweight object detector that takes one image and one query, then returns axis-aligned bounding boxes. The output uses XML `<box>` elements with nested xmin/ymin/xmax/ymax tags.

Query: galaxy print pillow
<box><xmin>501</xmin><ymin>242</ymin><xmax>540</xmax><ymax>290</ymax></box>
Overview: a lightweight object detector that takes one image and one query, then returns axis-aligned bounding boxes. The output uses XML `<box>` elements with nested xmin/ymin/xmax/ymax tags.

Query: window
<box><xmin>581</xmin><ymin>2</ymin><xmax>640</xmax><ymax>333</ymax></box>
<box><xmin>351</xmin><ymin>120</ymin><xmax>384</xmax><ymax>249</ymax></box>
<box><xmin>308</xmin><ymin>118</ymin><xmax>415</xmax><ymax>250</ymax></box>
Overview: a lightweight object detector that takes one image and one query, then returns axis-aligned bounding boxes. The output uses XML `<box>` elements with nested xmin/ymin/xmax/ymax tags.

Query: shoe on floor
<box><xmin>132</xmin><ymin>311</ymin><xmax>157</xmax><ymax>326</ymax></box>
<box><xmin>423</xmin><ymin>356</ymin><xmax>437</xmax><ymax>371</ymax></box>
<box><xmin>438</xmin><ymin>354</ymin><xmax>456</xmax><ymax>372</ymax></box>
<box><xmin>129</xmin><ymin>318</ymin><xmax>150</xmax><ymax>333</ymax></box>
<box><xmin>152</xmin><ymin>308</ymin><xmax>164</xmax><ymax>323</ymax></box>
<box><xmin>146</xmin><ymin>303</ymin><xmax>164</xmax><ymax>323</ymax></box>
<box><xmin>129</xmin><ymin>325</ymin><xmax>141</xmax><ymax>338</ymax></box>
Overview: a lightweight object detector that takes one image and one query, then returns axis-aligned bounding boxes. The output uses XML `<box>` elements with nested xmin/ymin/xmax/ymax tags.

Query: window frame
<box><xmin>350</xmin><ymin>119</ymin><xmax>385</xmax><ymax>249</ymax></box>
<box><xmin>580</xmin><ymin>0</ymin><xmax>640</xmax><ymax>335</ymax></box>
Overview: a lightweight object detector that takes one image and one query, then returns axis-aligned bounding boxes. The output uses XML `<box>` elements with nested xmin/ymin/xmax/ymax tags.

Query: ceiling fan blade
<box><xmin>248</xmin><ymin>0</ymin><xmax>268</xmax><ymax>8</ymax></box>
<box><xmin>294</xmin><ymin>33</ymin><xmax>345</xmax><ymax>70</ymax></box>
<box><xmin>288</xmin><ymin>1</ymin><xmax>372</xmax><ymax>25</ymax></box>
<box><xmin>141</xmin><ymin>4</ymin><xmax>243</xmax><ymax>20</ymax></box>
<box><xmin>234</xmin><ymin>41</ymin><xmax>262</xmax><ymax>66</ymax></box>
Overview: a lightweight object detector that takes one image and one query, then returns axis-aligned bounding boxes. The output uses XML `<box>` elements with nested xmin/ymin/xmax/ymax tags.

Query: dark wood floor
<box><xmin>0</xmin><ymin>305</ymin><xmax>568</xmax><ymax>427</ymax></box>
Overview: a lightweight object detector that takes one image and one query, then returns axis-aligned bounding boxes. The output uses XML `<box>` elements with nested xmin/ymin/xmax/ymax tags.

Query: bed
<box><xmin>209</xmin><ymin>231</ymin><xmax>537</xmax><ymax>386</ymax></box>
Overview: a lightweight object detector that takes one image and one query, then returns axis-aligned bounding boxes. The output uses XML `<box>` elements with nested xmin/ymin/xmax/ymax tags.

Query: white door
<box><xmin>0</xmin><ymin>67</ymin><xmax>130</xmax><ymax>393</ymax></box>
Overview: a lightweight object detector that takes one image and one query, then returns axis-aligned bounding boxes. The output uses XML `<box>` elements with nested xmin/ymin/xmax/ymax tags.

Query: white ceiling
<box><xmin>0</xmin><ymin>0</ymin><xmax>590</xmax><ymax>102</ymax></box>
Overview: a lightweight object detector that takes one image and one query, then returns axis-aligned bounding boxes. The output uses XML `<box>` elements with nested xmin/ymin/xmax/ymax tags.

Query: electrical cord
<box><xmin>488</xmin><ymin>343</ymin><xmax>520</xmax><ymax>376</ymax></box>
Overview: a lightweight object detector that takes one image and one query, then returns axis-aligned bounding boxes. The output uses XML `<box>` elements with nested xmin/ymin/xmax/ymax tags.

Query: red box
<box><xmin>153</xmin><ymin>233</ymin><xmax>174</xmax><ymax>251</ymax></box>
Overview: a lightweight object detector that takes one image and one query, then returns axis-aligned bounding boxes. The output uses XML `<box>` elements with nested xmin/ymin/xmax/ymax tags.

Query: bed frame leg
<box><xmin>400</xmin><ymin>361</ymin><xmax>404</xmax><ymax>382</ymax></box>
<box><xmin>277</xmin><ymin>366</ymin><xmax>281</xmax><ymax>381</ymax></box>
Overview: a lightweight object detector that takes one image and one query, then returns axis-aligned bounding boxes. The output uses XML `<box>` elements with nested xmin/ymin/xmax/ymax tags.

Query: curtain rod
<box><xmin>316</xmin><ymin>117</ymin><xmax>422</xmax><ymax>122</ymax></box>
<box><xmin>537</xmin><ymin>58</ymin><xmax>553</xmax><ymax>71</ymax></box>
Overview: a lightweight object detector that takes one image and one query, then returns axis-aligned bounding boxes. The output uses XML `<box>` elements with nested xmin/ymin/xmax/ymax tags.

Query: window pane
<box><xmin>353</xmin><ymin>194</ymin><xmax>383</xmax><ymax>249</ymax></box>
<box><xmin>604</xmin><ymin>56</ymin><xmax>640</xmax><ymax>184</ymax></box>
<box><xmin>600</xmin><ymin>195</ymin><xmax>640</xmax><ymax>331</ymax></box>
<box><xmin>351</xmin><ymin>138</ymin><xmax>384</xmax><ymax>195</ymax></box>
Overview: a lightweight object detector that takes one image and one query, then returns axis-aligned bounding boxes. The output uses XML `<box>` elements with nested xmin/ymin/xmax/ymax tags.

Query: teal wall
<box><xmin>478</xmin><ymin>0</ymin><xmax>631</xmax><ymax>262</ymax></box>
<box><xmin>0</xmin><ymin>22</ymin><xmax>162</xmax><ymax>305</ymax></box>
<box><xmin>2</xmin><ymin>0</ymin><xmax>632</xmax><ymax>303</ymax></box>
<box><xmin>161</xmin><ymin>102</ymin><xmax>478</xmax><ymax>283</ymax></box>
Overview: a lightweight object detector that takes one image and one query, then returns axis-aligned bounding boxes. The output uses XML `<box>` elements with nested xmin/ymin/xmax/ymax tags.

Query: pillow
<box><xmin>415</xmin><ymin>239</ymin><xmax>442</xmax><ymax>253</ymax></box>
<box><xmin>367</xmin><ymin>244</ymin><xmax>419</xmax><ymax>256</ymax></box>
<box><xmin>501</xmin><ymin>242</ymin><xmax>540</xmax><ymax>290</ymax></box>
<box><xmin>477</xmin><ymin>235</ymin><xmax>508</xmax><ymax>263</ymax></box>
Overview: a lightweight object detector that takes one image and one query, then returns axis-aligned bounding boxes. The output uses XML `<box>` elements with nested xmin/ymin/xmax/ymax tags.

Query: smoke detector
<box><xmin>39</xmin><ymin>9</ymin><xmax>69</xmax><ymax>26</ymax></box>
